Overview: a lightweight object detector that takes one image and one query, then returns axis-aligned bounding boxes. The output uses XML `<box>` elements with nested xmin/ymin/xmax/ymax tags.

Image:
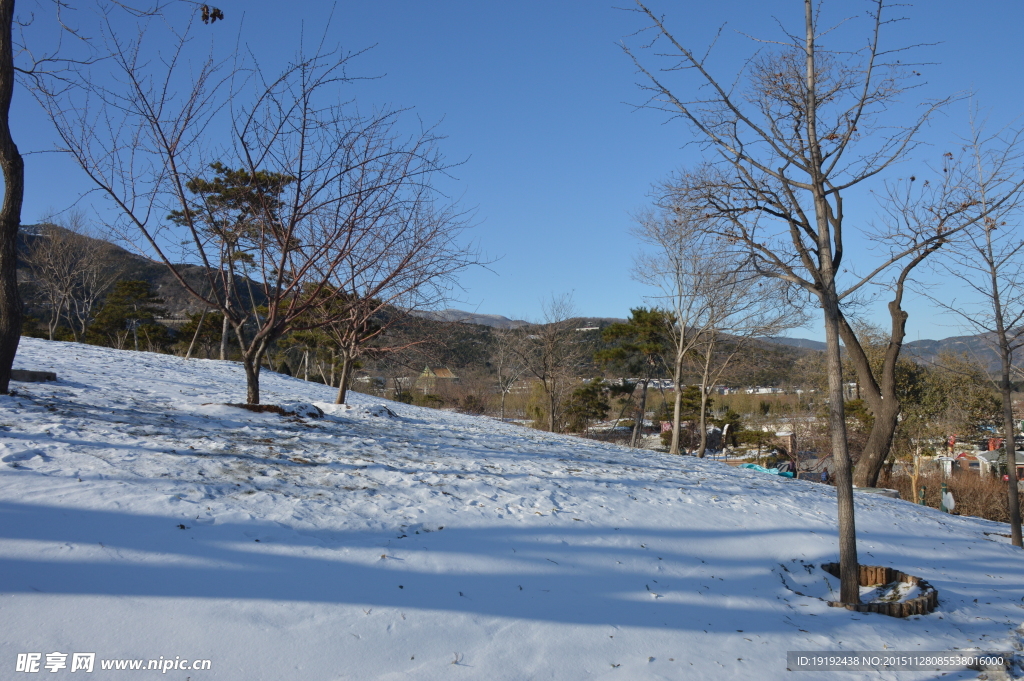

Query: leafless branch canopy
<box><xmin>633</xmin><ymin>203</ymin><xmax>805</xmax><ymax>454</ymax></box>
<box><xmin>33</xmin><ymin>10</ymin><xmax>477</xmax><ymax>403</ymax></box>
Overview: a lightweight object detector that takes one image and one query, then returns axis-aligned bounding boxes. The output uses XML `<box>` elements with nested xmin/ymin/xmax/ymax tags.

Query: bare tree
<box><xmin>320</xmin><ymin>192</ymin><xmax>478</xmax><ymax>405</ymax></box>
<box><xmin>623</xmin><ymin>0</ymin><xmax>958</xmax><ymax>603</ymax></box>
<box><xmin>38</xmin><ymin>14</ymin><xmax>469</xmax><ymax>403</ymax></box>
<box><xmin>827</xmin><ymin>135</ymin><xmax>1024</xmax><ymax>490</ymax></box>
<box><xmin>519</xmin><ymin>294</ymin><xmax>588</xmax><ymax>433</ymax></box>
<box><xmin>632</xmin><ymin>209</ymin><xmax>714</xmax><ymax>455</ymax></box>
<box><xmin>924</xmin><ymin>120</ymin><xmax>1024</xmax><ymax>547</ymax></box>
<box><xmin>23</xmin><ymin>211</ymin><xmax>119</xmax><ymax>340</ymax></box>
<box><xmin>326</xmin><ymin>300</ymin><xmax>431</xmax><ymax>406</ymax></box>
<box><xmin>491</xmin><ymin>326</ymin><xmax>528</xmax><ymax>422</ymax></box>
<box><xmin>634</xmin><ymin>207</ymin><xmax>803</xmax><ymax>457</ymax></box>
<box><xmin>24</xmin><ymin>219</ymin><xmax>79</xmax><ymax>340</ymax></box>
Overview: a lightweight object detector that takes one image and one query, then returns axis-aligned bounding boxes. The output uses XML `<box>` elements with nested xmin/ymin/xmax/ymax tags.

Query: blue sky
<box><xmin>13</xmin><ymin>1</ymin><xmax>1024</xmax><ymax>341</ymax></box>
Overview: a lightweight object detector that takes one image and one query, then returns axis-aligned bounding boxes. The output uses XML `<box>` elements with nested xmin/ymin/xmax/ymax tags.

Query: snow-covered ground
<box><xmin>2</xmin><ymin>337</ymin><xmax>1023</xmax><ymax>680</ymax></box>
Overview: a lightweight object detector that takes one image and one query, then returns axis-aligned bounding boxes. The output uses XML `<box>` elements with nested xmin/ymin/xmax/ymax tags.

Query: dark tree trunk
<box><xmin>243</xmin><ymin>354</ymin><xmax>261</xmax><ymax>405</ymax></box>
<box><xmin>0</xmin><ymin>0</ymin><xmax>21</xmax><ymax>395</ymax></box>
<box><xmin>799</xmin><ymin>0</ymin><xmax>858</xmax><ymax>604</ymax></box>
<box><xmin>989</xmin><ymin>254</ymin><xmax>1024</xmax><ymax>547</ymax></box>
<box><xmin>335</xmin><ymin>350</ymin><xmax>354</xmax><ymax>405</ymax></box>
<box><xmin>840</xmin><ymin>246</ymin><xmax>938</xmax><ymax>489</ymax></box>
<box><xmin>239</xmin><ymin>329</ymin><xmax>267</xmax><ymax>405</ymax></box>
<box><xmin>839</xmin><ymin>308</ymin><xmax>905</xmax><ymax>489</ymax></box>
<box><xmin>853</xmin><ymin>402</ymin><xmax>900</xmax><ymax>487</ymax></box>
<box><xmin>999</xmin><ymin>347</ymin><xmax>1023</xmax><ymax>547</ymax></box>
<box><xmin>548</xmin><ymin>386</ymin><xmax>557</xmax><ymax>433</ymax></box>
<box><xmin>823</xmin><ymin>287</ymin><xmax>860</xmax><ymax>604</ymax></box>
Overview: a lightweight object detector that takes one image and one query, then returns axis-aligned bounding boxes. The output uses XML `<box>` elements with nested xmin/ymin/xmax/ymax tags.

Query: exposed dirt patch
<box><xmin>223</xmin><ymin>403</ymin><xmax>325</xmax><ymax>419</ymax></box>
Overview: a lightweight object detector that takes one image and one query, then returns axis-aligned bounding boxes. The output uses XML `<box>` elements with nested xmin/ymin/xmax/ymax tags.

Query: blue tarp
<box><xmin>739</xmin><ymin>463</ymin><xmax>795</xmax><ymax>478</ymax></box>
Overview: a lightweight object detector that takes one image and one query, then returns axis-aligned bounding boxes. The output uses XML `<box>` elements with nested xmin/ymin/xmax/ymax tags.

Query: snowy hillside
<box><xmin>3</xmin><ymin>337</ymin><xmax>1024</xmax><ymax>680</ymax></box>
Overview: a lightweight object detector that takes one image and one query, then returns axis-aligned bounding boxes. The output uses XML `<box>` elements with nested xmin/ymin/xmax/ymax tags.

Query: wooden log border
<box><xmin>11</xmin><ymin>370</ymin><xmax>57</xmax><ymax>382</ymax></box>
<box><xmin>820</xmin><ymin>563</ymin><xmax>938</xmax><ymax>618</ymax></box>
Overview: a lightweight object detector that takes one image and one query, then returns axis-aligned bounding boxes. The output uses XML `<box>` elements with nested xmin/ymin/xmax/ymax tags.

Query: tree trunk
<box><xmin>47</xmin><ymin>305</ymin><xmax>59</xmax><ymax>340</ymax></box>
<box><xmin>335</xmin><ymin>351</ymin><xmax>354</xmax><ymax>405</ymax></box>
<box><xmin>69</xmin><ymin>307</ymin><xmax>80</xmax><ymax>342</ymax></box>
<box><xmin>0</xmin><ymin>0</ymin><xmax>21</xmax><ymax>395</ymax></box>
<box><xmin>670</xmin><ymin>353</ymin><xmax>684</xmax><ymax>455</ymax></box>
<box><xmin>548</xmin><ymin>386</ymin><xmax>557</xmax><ymax>433</ymax></box>
<box><xmin>990</xmin><ymin>255</ymin><xmax>1024</xmax><ymax>547</ymax></box>
<box><xmin>840</xmin><ymin>280</ymin><xmax>917</xmax><ymax>488</ymax></box>
<box><xmin>231</xmin><ymin>318</ymin><xmax>263</xmax><ymax>404</ymax></box>
<box><xmin>853</xmin><ymin>403</ymin><xmax>899</xmax><ymax>487</ymax></box>
<box><xmin>804</xmin><ymin>0</ymin><xmax>858</xmax><ymax>603</ymax></box>
<box><xmin>630</xmin><ymin>379</ymin><xmax>649</xmax><ymax>448</ymax></box>
<box><xmin>696</xmin><ymin>345</ymin><xmax>715</xmax><ymax>458</ymax></box>
<box><xmin>999</xmin><ymin>351</ymin><xmax>1023</xmax><ymax>547</ymax></box>
<box><xmin>220</xmin><ymin>314</ymin><xmax>229</xmax><ymax>360</ymax></box>
<box><xmin>240</xmin><ymin>339</ymin><xmax>266</xmax><ymax>403</ymax></box>
<box><xmin>234</xmin><ymin>319</ymin><xmax>246</xmax><ymax>357</ymax></box>
<box><xmin>823</xmin><ymin>290</ymin><xmax>860</xmax><ymax>604</ymax></box>
<box><xmin>186</xmin><ymin>309</ymin><xmax>208</xmax><ymax>360</ymax></box>
<box><xmin>697</xmin><ymin>387</ymin><xmax>709</xmax><ymax>458</ymax></box>
<box><xmin>243</xmin><ymin>352</ymin><xmax>262</xmax><ymax>404</ymax></box>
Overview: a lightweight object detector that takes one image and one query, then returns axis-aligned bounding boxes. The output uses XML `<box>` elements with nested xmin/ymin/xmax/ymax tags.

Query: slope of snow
<box><xmin>3</xmin><ymin>337</ymin><xmax>1023</xmax><ymax>680</ymax></box>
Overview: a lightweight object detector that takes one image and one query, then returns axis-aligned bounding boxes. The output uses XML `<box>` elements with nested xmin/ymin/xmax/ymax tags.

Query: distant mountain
<box><xmin>410</xmin><ymin>309</ymin><xmax>627</xmax><ymax>330</ymax></box>
<box><xmin>410</xmin><ymin>309</ymin><xmax>531</xmax><ymax>329</ymax></box>
<box><xmin>570</xmin><ymin>316</ymin><xmax>628</xmax><ymax>328</ymax></box>
<box><xmin>17</xmin><ymin>223</ymin><xmax>264</xmax><ymax>318</ymax></box>
<box><xmin>903</xmin><ymin>333</ymin><xmax>1003</xmax><ymax>372</ymax></box>
<box><xmin>765</xmin><ymin>332</ymin><xmax>1010</xmax><ymax>373</ymax></box>
<box><xmin>17</xmin><ymin>225</ymin><xmax>1012</xmax><ymax>376</ymax></box>
<box><xmin>765</xmin><ymin>336</ymin><xmax>827</xmax><ymax>351</ymax></box>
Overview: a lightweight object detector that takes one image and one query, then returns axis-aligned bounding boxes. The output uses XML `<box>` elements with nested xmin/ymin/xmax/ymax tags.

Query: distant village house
<box><xmin>415</xmin><ymin>366</ymin><xmax>459</xmax><ymax>394</ymax></box>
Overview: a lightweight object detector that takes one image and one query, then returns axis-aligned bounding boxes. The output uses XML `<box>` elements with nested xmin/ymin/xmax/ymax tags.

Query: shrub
<box><xmin>416</xmin><ymin>393</ymin><xmax>444</xmax><ymax>409</ymax></box>
<box><xmin>459</xmin><ymin>394</ymin><xmax>486</xmax><ymax>415</ymax></box>
<box><xmin>882</xmin><ymin>470</ymin><xmax>1024</xmax><ymax>523</ymax></box>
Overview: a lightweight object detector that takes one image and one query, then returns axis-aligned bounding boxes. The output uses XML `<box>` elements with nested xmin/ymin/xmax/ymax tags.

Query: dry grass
<box><xmin>881</xmin><ymin>471</ymin><xmax>1024</xmax><ymax>523</ymax></box>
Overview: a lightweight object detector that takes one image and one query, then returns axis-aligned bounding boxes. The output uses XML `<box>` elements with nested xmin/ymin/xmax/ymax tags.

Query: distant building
<box><xmin>415</xmin><ymin>366</ymin><xmax>459</xmax><ymax>394</ymax></box>
<box><xmin>974</xmin><ymin>450</ymin><xmax>1024</xmax><ymax>480</ymax></box>
<box><xmin>745</xmin><ymin>386</ymin><xmax>784</xmax><ymax>395</ymax></box>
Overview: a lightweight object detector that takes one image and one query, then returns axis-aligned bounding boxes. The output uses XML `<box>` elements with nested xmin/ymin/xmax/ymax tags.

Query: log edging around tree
<box><xmin>821</xmin><ymin>563</ymin><xmax>938</xmax><ymax>617</ymax></box>
<box><xmin>11</xmin><ymin>370</ymin><xmax>56</xmax><ymax>382</ymax></box>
